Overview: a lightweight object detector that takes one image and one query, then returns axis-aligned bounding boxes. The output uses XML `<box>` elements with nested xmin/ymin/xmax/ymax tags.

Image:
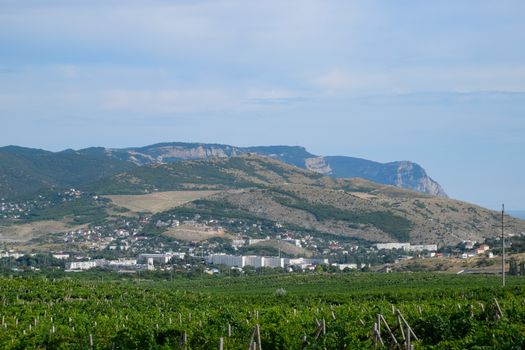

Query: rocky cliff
<box><xmin>91</xmin><ymin>142</ymin><xmax>447</xmax><ymax>197</ymax></box>
<box><xmin>0</xmin><ymin>142</ymin><xmax>447</xmax><ymax>199</ymax></box>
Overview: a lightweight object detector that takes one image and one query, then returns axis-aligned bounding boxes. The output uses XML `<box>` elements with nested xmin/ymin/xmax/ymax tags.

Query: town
<box><xmin>2</xmin><ymin>189</ymin><xmax>524</xmax><ymax>275</ymax></box>
<box><xmin>1</xmin><ymin>235</ymin><xmax>514</xmax><ymax>275</ymax></box>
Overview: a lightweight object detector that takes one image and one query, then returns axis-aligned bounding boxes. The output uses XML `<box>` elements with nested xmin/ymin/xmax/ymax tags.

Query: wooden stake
<box><xmin>494</xmin><ymin>298</ymin><xmax>503</xmax><ymax>320</ymax></box>
<box><xmin>397</xmin><ymin>314</ymin><xmax>406</xmax><ymax>341</ymax></box>
<box><xmin>256</xmin><ymin>324</ymin><xmax>262</xmax><ymax>350</ymax></box>
<box><xmin>247</xmin><ymin>324</ymin><xmax>262</xmax><ymax>350</ymax></box>
<box><xmin>315</xmin><ymin>319</ymin><xmax>326</xmax><ymax>340</ymax></box>
<box><xmin>248</xmin><ymin>327</ymin><xmax>255</xmax><ymax>350</ymax></box>
<box><xmin>379</xmin><ymin>314</ymin><xmax>398</xmax><ymax>346</ymax></box>
<box><xmin>372</xmin><ymin>322</ymin><xmax>384</xmax><ymax>346</ymax></box>
<box><xmin>396</xmin><ymin>310</ymin><xmax>418</xmax><ymax>341</ymax></box>
<box><xmin>181</xmin><ymin>330</ymin><xmax>187</xmax><ymax>348</ymax></box>
<box><xmin>406</xmin><ymin>326</ymin><xmax>411</xmax><ymax>350</ymax></box>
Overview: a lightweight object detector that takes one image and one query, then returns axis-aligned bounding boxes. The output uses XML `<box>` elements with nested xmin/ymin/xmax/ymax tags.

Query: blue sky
<box><xmin>0</xmin><ymin>0</ymin><xmax>524</xmax><ymax>210</ymax></box>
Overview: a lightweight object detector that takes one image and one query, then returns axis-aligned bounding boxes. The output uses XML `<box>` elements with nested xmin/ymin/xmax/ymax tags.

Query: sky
<box><xmin>0</xmin><ymin>0</ymin><xmax>524</xmax><ymax>210</ymax></box>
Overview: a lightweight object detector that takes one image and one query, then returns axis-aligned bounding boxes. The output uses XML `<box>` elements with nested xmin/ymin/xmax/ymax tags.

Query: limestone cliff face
<box><xmin>98</xmin><ymin>142</ymin><xmax>447</xmax><ymax>197</ymax></box>
<box><xmin>304</xmin><ymin>157</ymin><xmax>332</xmax><ymax>175</ymax></box>
<box><xmin>393</xmin><ymin>161</ymin><xmax>447</xmax><ymax>197</ymax></box>
<box><xmin>106</xmin><ymin>143</ymin><xmax>240</xmax><ymax>165</ymax></box>
<box><xmin>152</xmin><ymin>145</ymin><xmax>237</xmax><ymax>162</ymax></box>
<box><xmin>305</xmin><ymin>156</ymin><xmax>447</xmax><ymax>197</ymax></box>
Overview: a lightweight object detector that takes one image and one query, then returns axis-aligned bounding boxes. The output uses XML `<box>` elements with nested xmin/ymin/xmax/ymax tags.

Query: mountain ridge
<box><xmin>0</xmin><ymin>142</ymin><xmax>445</xmax><ymax>199</ymax></box>
<box><xmin>83</xmin><ymin>154</ymin><xmax>525</xmax><ymax>245</ymax></box>
<box><xmin>82</xmin><ymin>142</ymin><xmax>447</xmax><ymax>197</ymax></box>
<box><xmin>1</xmin><ymin>153</ymin><xmax>524</xmax><ymax>247</ymax></box>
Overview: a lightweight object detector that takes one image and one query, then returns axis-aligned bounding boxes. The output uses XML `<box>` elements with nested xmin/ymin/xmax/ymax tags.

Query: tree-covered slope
<box><xmin>0</xmin><ymin>146</ymin><xmax>134</xmax><ymax>199</ymax></box>
<box><xmin>82</xmin><ymin>154</ymin><xmax>329</xmax><ymax>195</ymax></box>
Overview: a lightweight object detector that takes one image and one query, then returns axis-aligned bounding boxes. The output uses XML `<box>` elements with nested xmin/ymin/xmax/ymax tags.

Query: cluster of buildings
<box><xmin>207</xmin><ymin>254</ymin><xmax>369</xmax><ymax>271</ymax></box>
<box><xmin>459</xmin><ymin>241</ymin><xmax>492</xmax><ymax>259</ymax></box>
<box><xmin>207</xmin><ymin>253</ymin><xmax>328</xmax><ymax>269</ymax></box>
<box><xmin>66</xmin><ymin>252</ymin><xmax>332</xmax><ymax>272</ymax></box>
<box><xmin>0</xmin><ymin>198</ymin><xmax>39</xmax><ymax>219</ymax></box>
<box><xmin>66</xmin><ymin>259</ymin><xmax>150</xmax><ymax>272</ymax></box>
<box><xmin>65</xmin><ymin>252</ymin><xmax>186</xmax><ymax>271</ymax></box>
<box><xmin>0</xmin><ymin>251</ymin><xmax>24</xmax><ymax>259</ymax></box>
<box><xmin>375</xmin><ymin>243</ymin><xmax>438</xmax><ymax>252</ymax></box>
<box><xmin>1</xmin><ymin>189</ymin><xmax>86</xmax><ymax>220</ymax></box>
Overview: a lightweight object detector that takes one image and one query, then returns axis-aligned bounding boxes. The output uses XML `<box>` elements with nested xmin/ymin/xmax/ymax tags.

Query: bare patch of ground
<box><xmin>105</xmin><ymin>190</ymin><xmax>219</xmax><ymax>213</ymax></box>
<box><xmin>0</xmin><ymin>220</ymin><xmax>81</xmax><ymax>242</ymax></box>
<box><xmin>164</xmin><ymin>223</ymin><xmax>234</xmax><ymax>242</ymax></box>
<box><xmin>386</xmin><ymin>255</ymin><xmax>508</xmax><ymax>274</ymax></box>
<box><xmin>348</xmin><ymin>191</ymin><xmax>377</xmax><ymax>200</ymax></box>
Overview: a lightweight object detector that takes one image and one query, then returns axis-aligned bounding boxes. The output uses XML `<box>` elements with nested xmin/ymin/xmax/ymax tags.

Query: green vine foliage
<box><xmin>0</xmin><ymin>273</ymin><xmax>524</xmax><ymax>349</ymax></box>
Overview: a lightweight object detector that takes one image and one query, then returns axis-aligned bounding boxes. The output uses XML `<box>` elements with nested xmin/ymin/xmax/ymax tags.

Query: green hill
<box><xmin>0</xmin><ymin>146</ymin><xmax>135</xmax><ymax>199</ymax></box>
<box><xmin>83</xmin><ymin>154</ymin><xmax>329</xmax><ymax>194</ymax></box>
<box><xmin>0</xmin><ymin>142</ymin><xmax>448</xmax><ymax>199</ymax></box>
<box><xmin>2</xmin><ymin>149</ymin><xmax>524</xmax><ymax>246</ymax></box>
<box><xmin>85</xmin><ymin>154</ymin><xmax>525</xmax><ymax>245</ymax></box>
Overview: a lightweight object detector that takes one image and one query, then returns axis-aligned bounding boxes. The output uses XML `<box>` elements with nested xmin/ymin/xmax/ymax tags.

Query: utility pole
<box><xmin>502</xmin><ymin>204</ymin><xmax>505</xmax><ymax>287</ymax></box>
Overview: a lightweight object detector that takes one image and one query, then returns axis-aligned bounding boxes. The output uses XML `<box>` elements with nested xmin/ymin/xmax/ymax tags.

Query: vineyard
<box><xmin>1</xmin><ymin>273</ymin><xmax>524</xmax><ymax>349</ymax></box>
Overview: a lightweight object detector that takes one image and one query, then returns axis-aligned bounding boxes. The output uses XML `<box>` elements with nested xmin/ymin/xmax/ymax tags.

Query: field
<box><xmin>105</xmin><ymin>191</ymin><xmax>219</xmax><ymax>213</ymax></box>
<box><xmin>165</xmin><ymin>224</ymin><xmax>233</xmax><ymax>241</ymax></box>
<box><xmin>0</xmin><ymin>220</ymin><xmax>81</xmax><ymax>242</ymax></box>
<box><xmin>1</xmin><ymin>273</ymin><xmax>524</xmax><ymax>349</ymax></box>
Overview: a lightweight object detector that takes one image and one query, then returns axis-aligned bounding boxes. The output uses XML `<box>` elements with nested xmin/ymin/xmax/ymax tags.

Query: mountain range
<box><xmin>1</xmin><ymin>146</ymin><xmax>524</xmax><ymax>247</ymax></box>
<box><xmin>0</xmin><ymin>142</ymin><xmax>446</xmax><ymax>199</ymax></box>
<box><xmin>86</xmin><ymin>154</ymin><xmax>524</xmax><ymax>245</ymax></box>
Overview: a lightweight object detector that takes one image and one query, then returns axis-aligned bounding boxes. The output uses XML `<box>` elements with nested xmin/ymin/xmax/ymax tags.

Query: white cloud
<box><xmin>243</xmin><ymin>88</ymin><xmax>308</xmax><ymax>105</ymax></box>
